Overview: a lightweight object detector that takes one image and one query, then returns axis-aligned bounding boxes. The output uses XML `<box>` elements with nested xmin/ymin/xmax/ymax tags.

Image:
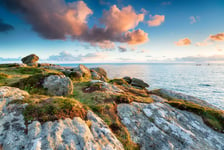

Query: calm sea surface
<box><xmin>60</xmin><ymin>63</ymin><xmax>224</xmax><ymax>110</ymax></box>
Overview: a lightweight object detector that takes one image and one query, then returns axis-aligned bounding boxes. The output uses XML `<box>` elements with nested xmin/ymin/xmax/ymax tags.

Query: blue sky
<box><xmin>0</xmin><ymin>0</ymin><xmax>224</xmax><ymax>63</ymax></box>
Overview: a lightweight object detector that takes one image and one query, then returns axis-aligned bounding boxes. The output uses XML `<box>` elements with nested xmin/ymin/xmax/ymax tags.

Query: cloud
<box><xmin>101</xmin><ymin>5</ymin><xmax>144</xmax><ymax>33</ymax></box>
<box><xmin>195</xmin><ymin>41</ymin><xmax>211</xmax><ymax>46</ymax></box>
<box><xmin>1</xmin><ymin>0</ymin><xmax>148</xmax><ymax>46</ymax></box>
<box><xmin>90</xmin><ymin>40</ymin><xmax>115</xmax><ymax>50</ymax></box>
<box><xmin>148</xmin><ymin>15</ymin><xmax>165</xmax><ymax>27</ymax></box>
<box><xmin>1</xmin><ymin>0</ymin><xmax>92</xmax><ymax>39</ymax></box>
<box><xmin>209</xmin><ymin>33</ymin><xmax>224</xmax><ymax>41</ymax></box>
<box><xmin>124</xmin><ymin>29</ymin><xmax>148</xmax><ymax>44</ymax></box>
<box><xmin>175</xmin><ymin>55</ymin><xmax>224</xmax><ymax>62</ymax></box>
<box><xmin>80</xmin><ymin>52</ymin><xmax>108</xmax><ymax>61</ymax></box>
<box><xmin>140</xmin><ymin>8</ymin><xmax>148</xmax><ymax>14</ymax></box>
<box><xmin>48</xmin><ymin>51</ymin><xmax>80</xmax><ymax>61</ymax></box>
<box><xmin>175</xmin><ymin>38</ymin><xmax>191</xmax><ymax>46</ymax></box>
<box><xmin>189</xmin><ymin>16</ymin><xmax>200</xmax><ymax>24</ymax></box>
<box><xmin>118</xmin><ymin>46</ymin><xmax>128</xmax><ymax>52</ymax></box>
<box><xmin>47</xmin><ymin>51</ymin><xmax>107</xmax><ymax>62</ymax></box>
<box><xmin>0</xmin><ymin>19</ymin><xmax>14</xmax><ymax>32</ymax></box>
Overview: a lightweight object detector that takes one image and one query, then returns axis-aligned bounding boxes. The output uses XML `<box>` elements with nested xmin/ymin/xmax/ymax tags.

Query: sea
<box><xmin>60</xmin><ymin>63</ymin><xmax>224</xmax><ymax>110</ymax></box>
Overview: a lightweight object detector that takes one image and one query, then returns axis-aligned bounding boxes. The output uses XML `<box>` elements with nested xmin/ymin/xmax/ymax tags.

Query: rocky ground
<box><xmin>0</xmin><ymin>54</ymin><xmax>223</xmax><ymax>150</ymax></box>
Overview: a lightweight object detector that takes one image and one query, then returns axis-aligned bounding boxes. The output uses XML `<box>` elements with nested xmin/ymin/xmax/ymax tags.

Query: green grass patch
<box><xmin>20</xmin><ymin>97</ymin><xmax>87</xmax><ymax>123</ymax></box>
<box><xmin>11</xmin><ymin>73</ymin><xmax>63</xmax><ymax>94</ymax></box>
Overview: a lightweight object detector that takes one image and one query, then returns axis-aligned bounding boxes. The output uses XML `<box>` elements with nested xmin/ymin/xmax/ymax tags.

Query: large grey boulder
<box><xmin>117</xmin><ymin>101</ymin><xmax>224</xmax><ymax>150</ymax></box>
<box><xmin>25</xmin><ymin>111</ymin><xmax>124</xmax><ymax>150</ymax></box>
<box><xmin>0</xmin><ymin>87</ymin><xmax>124</xmax><ymax>150</ymax></box>
<box><xmin>43</xmin><ymin>75</ymin><xmax>73</xmax><ymax>96</ymax></box>
<box><xmin>131</xmin><ymin>78</ymin><xmax>149</xmax><ymax>88</ymax></box>
<box><xmin>21</xmin><ymin>54</ymin><xmax>39</xmax><ymax>66</ymax></box>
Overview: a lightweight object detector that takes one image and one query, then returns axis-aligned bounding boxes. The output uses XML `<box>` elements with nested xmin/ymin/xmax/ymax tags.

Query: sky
<box><xmin>0</xmin><ymin>0</ymin><xmax>224</xmax><ymax>63</ymax></box>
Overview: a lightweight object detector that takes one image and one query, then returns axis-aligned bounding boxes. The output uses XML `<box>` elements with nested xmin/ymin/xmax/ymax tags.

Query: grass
<box><xmin>0</xmin><ymin>63</ymin><xmax>20</xmax><ymax>68</ymax></box>
<box><xmin>11</xmin><ymin>96</ymin><xmax>87</xmax><ymax>123</ymax></box>
<box><xmin>167</xmin><ymin>99</ymin><xmax>224</xmax><ymax>132</ymax></box>
<box><xmin>109</xmin><ymin>78</ymin><xmax>128</xmax><ymax>85</ymax></box>
<box><xmin>0</xmin><ymin>72</ymin><xmax>9</xmax><ymax>79</ymax></box>
<box><xmin>150</xmin><ymin>89</ymin><xmax>224</xmax><ymax>133</ymax></box>
<box><xmin>91</xmin><ymin>103</ymin><xmax>140</xmax><ymax>150</ymax></box>
<box><xmin>71</xmin><ymin>81</ymin><xmax>150</xmax><ymax>150</ymax></box>
<box><xmin>0</xmin><ymin>67</ymin><xmax>63</xmax><ymax>86</ymax></box>
<box><xmin>11</xmin><ymin>72</ymin><xmax>63</xmax><ymax>94</ymax></box>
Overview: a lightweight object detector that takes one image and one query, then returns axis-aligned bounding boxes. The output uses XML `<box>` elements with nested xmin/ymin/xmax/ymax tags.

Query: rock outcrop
<box><xmin>158</xmin><ymin>89</ymin><xmax>220</xmax><ymax>109</ymax></box>
<box><xmin>21</xmin><ymin>54</ymin><xmax>39</xmax><ymax>66</ymax></box>
<box><xmin>117</xmin><ymin>101</ymin><xmax>224</xmax><ymax>150</ymax></box>
<box><xmin>90</xmin><ymin>67</ymin><xmax>108</xmax><ymax>81</ymax></box>
<box><xmin>0</xmin><ymin>86</ymin><xmax>124</xmax><ymax>150</ymax></box>
<box><xmin>85</xmin><ymin>80</ymin><xmax>123</xmax><ymax>94</ymax></box>
<box><xmin>131</xmin><ymin>78</ymin><xmax>149</xmax><ymax>88</ymax></box>
<box><xmin>43</xmin><ymin>75</ymin><xmax>73</xmax><ymax>96</ymax></box>
<box><xmin>71</xmin><ymin>64</ymin><xmax>91</xmax><ymax>78</ymax></box>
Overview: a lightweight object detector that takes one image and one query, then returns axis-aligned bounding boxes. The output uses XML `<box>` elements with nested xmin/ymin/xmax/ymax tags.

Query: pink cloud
<box><xmin>124</xmin><ymin>29</ymin><xmax>149</xmax><ymax>44</ymax></box>
<box><xmin>3</xmin><ymin>0</ymin><xmax>149</xmax><ymax>47</ymax></box>
<box><xmin>91</xmin><ymin>40</ymin><xmax>115</xmax><ymax>50</ymax></box>
<box><xmin>210</xmin><ymin>33</ymin><xmax>224</xmax><ymax>41</ymax></box>
<box><xmin>195</xmin><ymin>41</ymin><xmax>211</xmax><ymax>46</ymax></box>
<box><xmin>175</xmin><ymin>38</ymin><xmax>191</xmax><ymax>46</ymax></box>
<box><xmin>148</xmin><ymin>15</ymin><xmax>165</xmax><ymax>27</ymax></box>
<box><xmin>101</xmin><ymin>5</ymin><xmax>144</xmax><ymax>33</ymax></box>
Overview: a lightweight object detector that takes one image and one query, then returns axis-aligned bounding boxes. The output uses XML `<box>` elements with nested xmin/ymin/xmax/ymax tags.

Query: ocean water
<box><xmin>60</xmin><ymin>63</ymin><xmax>224</xmax><ymax>110</ymax></box>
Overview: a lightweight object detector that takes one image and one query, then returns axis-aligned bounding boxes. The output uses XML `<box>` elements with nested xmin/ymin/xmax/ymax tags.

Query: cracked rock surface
<box><xmin>117</xmin><ymin>102</ymin><xmax>224</xmax><ymax>150</ymax></box>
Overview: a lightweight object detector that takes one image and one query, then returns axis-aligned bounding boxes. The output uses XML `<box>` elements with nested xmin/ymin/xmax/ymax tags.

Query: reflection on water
<box><xmin>60</xmin><ymin>63</ymin><xmax>224</xmax><ymax>110</ymax></box>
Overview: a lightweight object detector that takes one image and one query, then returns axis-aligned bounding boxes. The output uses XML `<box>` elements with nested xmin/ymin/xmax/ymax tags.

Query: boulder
<box><xmin>69</xmin><ymin>71</ymin><xmax>82</xmax><ymax>80</ymax></box>
<box><xmin>86</xmin><ymin>80</ymin><xmax>123</xmax><ymax>94</ymax></box>
<box><xmin>21</xmin><ymin>54</ymin><xmax>39</xmax><ymax>66</ymax></box>
<box><xmin>90</xmin><ymin>69</ymin><xmax>101</xmax><ymax>80</ymax></box>
<box><xmin>43</xmin><ymin>75</ymin><xmax>73</xmax><ymax>96</ymax></box>
<box><xmin>131</xmin><ymin>78</ymin><xmax>149</xmax><ymax>88</ymax></box>
<box><xmin>72</xmin><ymin>64</ymin><xmax>91</xmax><ymax>78</ymax></box>
<box><xmin>117</xmin><ymin>102</ymin><xmax>224</xmax><ymax>150</ymax></box>
<box><xmin>123</xmin><ymin>76</ymin><xmax>132</xmax><ymax>84</ymax></box>
<box><xmin>91</xmin><ymin>67</ymin><xmax>107</xmax><ymax>78</ymax></box>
